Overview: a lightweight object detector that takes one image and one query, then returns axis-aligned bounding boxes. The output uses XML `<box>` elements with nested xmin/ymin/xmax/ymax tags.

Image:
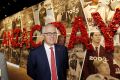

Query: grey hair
<box><xmin>42</xmin><ymin>23</ymin><xmax>57</xmax><ymax>34</ymax></box>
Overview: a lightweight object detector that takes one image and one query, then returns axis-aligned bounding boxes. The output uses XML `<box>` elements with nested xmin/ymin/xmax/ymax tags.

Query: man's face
<box><xmin>91</xmin><ymin>32</ymin><xmax>101</xmax><ymax>44</ymax></box>
<box><xmin>43</xmin><ymin>25</ymin><xmax>57</xmax><ymax>46</ymax></box>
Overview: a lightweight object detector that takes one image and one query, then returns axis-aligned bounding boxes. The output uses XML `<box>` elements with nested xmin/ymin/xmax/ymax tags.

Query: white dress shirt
<box><xmin>44</xmin><ymin>43</ymin><xmax>58</xmax><ymax>80</ymax></box>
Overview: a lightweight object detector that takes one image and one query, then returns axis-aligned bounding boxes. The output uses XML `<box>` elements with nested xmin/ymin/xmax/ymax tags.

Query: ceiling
<box><xmin>0</xmin><ymin>0</ymin><xmax>44</xmax><ymax>20</ymax></box>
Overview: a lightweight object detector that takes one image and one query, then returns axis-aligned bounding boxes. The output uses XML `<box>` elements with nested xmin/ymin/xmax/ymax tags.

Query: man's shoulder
<box><xmin>29</xmin><ymin>45</ymin><xmax>44</xmax><ymax>54</ymax></box>
<box><xmin>55</xmin><ymin>44</ymin><xmax>67</xmax><ymax>49</ymax></box>
<box><xmin>31</xmin><ymin>44</ymin><xmax>44</xmax><ymax>50</ymax></box>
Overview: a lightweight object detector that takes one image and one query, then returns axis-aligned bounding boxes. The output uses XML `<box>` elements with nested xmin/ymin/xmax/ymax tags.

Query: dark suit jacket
<box><xmin>81</xmin><ymin>44</ymin><xmax>106</xmax><ymax>80</ymax></box>
<box><xmin>81</xmin><ymin>44</ymin><xmax>114</xmax><ymax>80</ymax></box>
<box><xmin>27</xmin><ymin>44</ymin><xmax>68</xmax><ymax>80</ymax></box>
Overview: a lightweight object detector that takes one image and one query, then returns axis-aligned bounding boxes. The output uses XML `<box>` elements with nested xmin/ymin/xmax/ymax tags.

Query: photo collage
<box><xmin>0</xmin><ymin>0</ymin><xmax>120</xmax><ymax>80</ymax></box>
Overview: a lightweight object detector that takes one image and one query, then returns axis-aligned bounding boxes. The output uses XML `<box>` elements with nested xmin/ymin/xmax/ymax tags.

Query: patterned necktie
<box><xmin>50</xmin><ymin>47</ymin><xmax>57</xmax><ymax>80</ymax></box>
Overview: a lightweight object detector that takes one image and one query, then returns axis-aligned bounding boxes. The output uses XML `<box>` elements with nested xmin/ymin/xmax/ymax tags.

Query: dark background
<box><xmin>0</xmin><ymin>0</ymin><xmax>44</xmax><ymax>20</ymax></box>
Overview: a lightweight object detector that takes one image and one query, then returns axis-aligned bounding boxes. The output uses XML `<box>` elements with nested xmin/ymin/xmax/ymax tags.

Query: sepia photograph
<box><xmin>51</xmin><ymin>0</ymin><xmax>85</xmax><ymax>33</ymax></box>
<box><xmin>68</xmin><ymin>43</ymin><xmax>86</xmax><ymax>80</ymax></box>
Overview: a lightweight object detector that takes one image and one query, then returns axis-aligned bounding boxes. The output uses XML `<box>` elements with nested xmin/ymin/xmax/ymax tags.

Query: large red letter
<box><xmin>2</xmin><ymin>32</ymin><xmax>8</xmax><ymax>46</ymax></box>
<box><xmin>20</xmin><ymin>28</ymin><xmax>30</xmax><ymax>48</ymax></box>
<box><xmin>2</xmin><ymin>31</ymin><xmax>13</xmax><ymax>47</ymax></box>
<box><xmin>12</xmin><ymin>28</ymin><xmax>21</xmax><ymax>47</ymax></box>
<box><xmin>51</xmin><ymin>22</ymin><xmax>66</xmax><ymax>37</ymax></box>
<box><xmin>92</xmin><ymin>9</ymin><xmax>120</xmax><ymax>52</ymax></box>
<box><xmin>68</xmin><ymin>17</ymin><xmax>89</xmax><ymax>49</ymax></box>
<box><xmin>30</xmin><ymin>25</ymin><xmax>42</xmax><ymax>48</ymax></box>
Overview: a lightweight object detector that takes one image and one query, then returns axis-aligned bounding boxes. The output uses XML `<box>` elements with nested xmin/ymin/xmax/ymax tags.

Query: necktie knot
<box><xmin>50</xmin><ymin>47</ymin><xmax>53</xmax><ymax>50</ymax></box>
<box><xmin>95</xmin><ymin>47</ymin><xmax>98</xmax><ymax>53</ymax></box>
<box><xmin>50</xmin><ymin>47</ymin><xmax>54</xmax><ymax>54</ymax></box>
<box><xmin>50</xmin><ymin>47</ymin><xmax>53</xmax><ymax>49</ymax></box>
<box><xmin>95</xmin><ymin>47</ymin><xmax>98</xmax><ymax>51</ymax></box>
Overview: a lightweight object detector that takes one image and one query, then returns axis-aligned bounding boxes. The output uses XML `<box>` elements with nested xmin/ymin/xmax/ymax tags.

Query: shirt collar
<box><xmin>44</xmin><ymin>42</ymin><xmax>55</xmax><ymax>49</ymax></box>
<box><xmin>92</xmin><ymin>43</ymin><xmax>100</xmax><ymax>50</ymax></box>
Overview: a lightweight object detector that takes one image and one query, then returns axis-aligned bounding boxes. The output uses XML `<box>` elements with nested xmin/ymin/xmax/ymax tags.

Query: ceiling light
<box><xmin>3</xmin><ymin>6</ymin><xmax>5</xmax><ymax>9</ymax></box>
<box><xmin>8</xmin><ymin>3</ymin><xmax>11</xmax><ymax>5</ymax></box>
<box><xmin>5</xmin><ymin>15</ymin><xmax>7</xmax><ymax>17</ymax></box>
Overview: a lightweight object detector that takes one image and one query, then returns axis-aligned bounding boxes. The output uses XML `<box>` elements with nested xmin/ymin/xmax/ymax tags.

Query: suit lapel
<box><xmin>55</xmin><ymin>45</ymin><xmax>60</xmax><ymax>74</ymax></box>
<box><xmin>99</xmin><ymin>45</ymin><xmax>104</xmax><ymax>57</ymax></box>
<box><xmin>41</xmin><ymin>44</ymin><xmax>51</xmax><ymax>74</ymax></box>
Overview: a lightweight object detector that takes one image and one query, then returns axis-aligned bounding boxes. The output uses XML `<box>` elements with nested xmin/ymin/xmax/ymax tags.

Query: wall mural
<box><xmin>0</xmin><ymin>0</ymin><xmax>120</xmax><ymax>80</ymax></box>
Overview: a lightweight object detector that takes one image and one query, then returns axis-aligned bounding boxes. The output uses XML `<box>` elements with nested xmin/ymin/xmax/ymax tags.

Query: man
<box><xmin>86</xmin><ymin>60</ymin><xmax>119</xmax><ymax>80</ymax></box>
<box><xmin>27</xmin><ymin>24</ymin><xmax>68</xmax><ymax>80</ymax></box>
<box><xmin>0</xmin><ymin>53</ymin><xmax>8</xmax><ymax>80</ymax></box>
<box><xmin>81</xmin><ymin>29</ymin><xmax>107</xmax><ymax>80</ymax></box>
<box><xmin>89</xmin><ymin>30</ymin><xmax>105</xmax><ymax>57</ymax></box>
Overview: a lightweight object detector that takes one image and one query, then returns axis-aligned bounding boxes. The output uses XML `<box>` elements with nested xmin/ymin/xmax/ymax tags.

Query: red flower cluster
<box><xmin>2</xmin><ymin>9</ymin><xmax>120</xmax><ymax>51</ymax></box>
<box><xmin>30</xmin><ymin>25</ymin><xmax>42</xmax><ymax>48</ymax></box>
<box><xmin>51</xmin><ymin>22</ymin><xmax>66</xmax><ymax>37</ymax></box>
<box><xmin>92</xmin><ymin>9</ymin><xmax>120</xmax><ymax>52</ymax></box>
<box><xmin>12</xmin><ymin>28</ymin><xmax>21</xmax><ymax>47</ymax></box>
<box><xmin>68</xmin><ymin>17</ymin><xmax>89</xmax><ymax>49</ymax></box>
